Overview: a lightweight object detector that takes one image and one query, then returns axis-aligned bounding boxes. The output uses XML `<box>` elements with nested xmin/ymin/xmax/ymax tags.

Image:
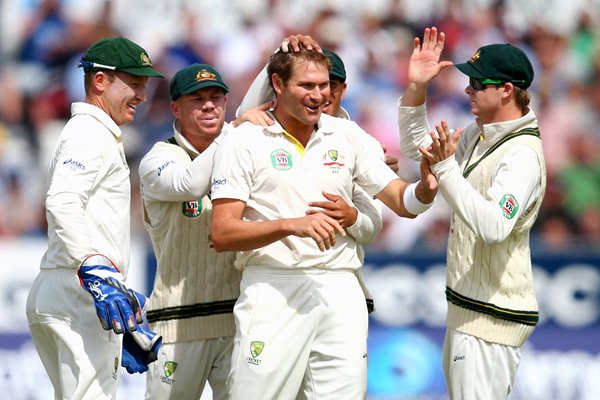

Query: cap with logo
<box><xmin>455</xmin><ymin>43</ymin><xmax>534</xmax><ymax>89</ymax></box>
<box><xmin>78</xmin><ymin>37</ymin><xmax>164</xmax><ymax>77</ymax></box>
<box><xmin>170</xmin><ymin>63</ymin><xmax>229</xmax><ymax>101</ymax></box>
<box><xmin>323</xmin><ymin>48</ymin><xmax>346</xmax><ymax>83</ymax></box>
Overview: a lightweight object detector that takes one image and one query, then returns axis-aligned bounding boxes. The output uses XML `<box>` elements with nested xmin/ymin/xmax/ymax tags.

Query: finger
<box><xmin>437</xmin><ymin>121</ymin><xmax>448</xmax><ymax>143</ymax></box>
<box><xmin>418</xmin><ymin>146</ymin><xmax>435</xmax><ymax>160</ymax></box>
<box><xmin>307</xmin><ymin>202</ymin><xmax>336</xmax><ymax>211</ymax></box>
<box><xmin>281</xmin><ymin>40</ymin><xmax>290</xmax><ymax>53</ymax></box>
<box><xmin>413</xmin><ymin>37</ymin><xmax>421</xmax><ymax>55</ymax></box>
<box><xmin>321</xmin><ymin>191</ymin><xmax>340</xmax><ymax>202</ymax></box>
<box><xmin>259</xmin><ymin>100</ymin><xmax>275</xmax><ymax>111</ymax></box>
<box><xmin>422</xmin><ymin>27</ymin><xmax>431</xmax><ymax>49</ymax></box>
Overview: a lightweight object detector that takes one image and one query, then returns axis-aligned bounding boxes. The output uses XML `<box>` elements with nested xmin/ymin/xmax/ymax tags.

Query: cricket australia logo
<box><xmin>246</xmin><ymin>341</ymin><xmax>264</xmax><ymax>365</ymax></box>
<box><xmin>182</xmin><ymin>200</ymin><xmax>202</xmax><ymax>217</ymax></box>
<box><xmin>160</xmin><ymin>361</ymin><xmax>177</xmax><ymax>385</ymax></box>
<box><xmin>469</xmin><ymin>50</ymin><xmax>481</xmax><ymax>63</ymax></box>
<box><xmin>323</xmin><ymin>149</ymin><xmax>345</xmax><ymax>173</ymax></box>
<box><xmin>500</xmin><ymin>194</ymin><xmax>519</xmax><ymax>219</ymax></box>
<box><xmin>271</xmin><ymin>149</ymin><xmax>293</xmax><ymax>170</ymax></box>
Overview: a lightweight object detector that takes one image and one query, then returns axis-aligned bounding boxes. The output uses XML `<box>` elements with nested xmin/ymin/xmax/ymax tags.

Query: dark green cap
<box><xmin>455</xmin><ymin>44</ymin><xmax>533</xmax><ymax>89</ymax></box>
<box><xmin>323</xmin><ymin>48</ymin><xmax>346</xmax><ymax>83</ymax></box>
<box><xmin>79</xmin><ymin>37</ymin><xmax>164</xmax><ymax>77</ymax></box>
<box><xmin>170</xmin><ymin>63</ymin><xmax>229</xmax><ymax>101</ymax></box>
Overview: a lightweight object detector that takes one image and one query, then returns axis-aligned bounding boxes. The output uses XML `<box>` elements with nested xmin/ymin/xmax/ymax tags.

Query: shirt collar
<box><xmin>262</xmin><ymin>111</ymin><xmax>337</xmax><ymax>136</ymax></box>
<box><xmin>480</xmin><ymin>108</ymin><xmax>538</xmax><ymax>142</ymax></box>
<box><xmin>72</xmin><ymin>102</ymin><xmax>121</xmax><ymax>139</ymax></box>
<box><xmin>172</xmin><ymin>119</ymin><xmax>200</xmax><ymax>159</ymax></box>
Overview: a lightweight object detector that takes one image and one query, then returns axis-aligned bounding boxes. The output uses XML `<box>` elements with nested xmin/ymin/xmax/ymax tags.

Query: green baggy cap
<box><xmin>455</xmin><ymin>43</ymin><xmax>533</xmax><ymax>89</ymax></box>
<box><xmin>170</xmin><ymin>63</ymin><xmax>229</xmax><ymax>101</ymax></box>
<box><xmin>79</xmin><ymin>37</ymin><xmax>164</xmax><ymax>77</ymax></box>
<box><xmin>323</xmin><ymin>48</ymin><xmax>346</xmax><ymax>83</ymax></box>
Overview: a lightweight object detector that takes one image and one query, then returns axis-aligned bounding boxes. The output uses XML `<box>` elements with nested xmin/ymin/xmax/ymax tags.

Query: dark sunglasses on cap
<box><xmin>469</xmin><ymin>77</ymin><xmax>527</xmax><ymax>91</ymax></box>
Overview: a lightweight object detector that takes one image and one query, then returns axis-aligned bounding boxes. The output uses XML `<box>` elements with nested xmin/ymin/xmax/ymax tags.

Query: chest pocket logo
<box><xmin>182</xmin><ymin>200</ymin><xmax>201</xmax><ymax>217</ymax></box>
<box><xmin>271</xmin><ymin>149</ymin><xmax>293</xmax><ymax>171</ymax></box>
<box><xmin>323</xmin><ymin>149</ymin><xmax>345</xmax><ymax>173</ymax></box>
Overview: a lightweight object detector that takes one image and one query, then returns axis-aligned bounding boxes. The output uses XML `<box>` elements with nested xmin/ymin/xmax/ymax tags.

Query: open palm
<box><xmin>408</xmin><ymin>27</ymin><xmax>454</xmax><ymax>85</ymax></box>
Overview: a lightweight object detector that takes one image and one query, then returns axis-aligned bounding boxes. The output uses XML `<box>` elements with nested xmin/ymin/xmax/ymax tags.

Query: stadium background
<box><xmin>1</xmin><ymin>0</ymin><xmax>599</xmax><ymax>399</ymax></box>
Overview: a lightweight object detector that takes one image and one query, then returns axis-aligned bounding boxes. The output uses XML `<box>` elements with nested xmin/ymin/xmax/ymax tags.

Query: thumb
<box><xmin>259</xmin><ymin>100</ymin><xmax>275</xmax><ymax>111</ymax></box>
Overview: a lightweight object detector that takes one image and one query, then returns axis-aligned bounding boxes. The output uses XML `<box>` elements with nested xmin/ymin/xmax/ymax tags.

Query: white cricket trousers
<box><xmin>228</xmin><ymin>267</ymin><xmax>368</xmax><ymax>400</ymax></box>
<box><xmin>26</xmin><ymin>268</ymin><xmax>122</xmax><ymax>400</ymax></box>
<box><xmin>442</xmin><ymin>328</ymin><xmax>521</xmax><ymax>400</ymax></box>
<box><xmin>145</xmin><ymin>337</ymin><xmax>233</xmax><ymax>400</ymax></box>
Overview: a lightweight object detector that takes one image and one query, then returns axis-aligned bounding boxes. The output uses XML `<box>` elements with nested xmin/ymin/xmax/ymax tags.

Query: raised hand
<box><xmin>419</xmin><ymin>120</ymin><xmax>462</xmax><ymax>165</ymax></box>
<box><xmin>408</xmin><ymin>27</ymin><xmax>454</xmax><ymax>86</ymax></box>
<box><xmin>307</xmin><ymin>191</ymin><xmax>358</xmax><ymax>228</ymax></box>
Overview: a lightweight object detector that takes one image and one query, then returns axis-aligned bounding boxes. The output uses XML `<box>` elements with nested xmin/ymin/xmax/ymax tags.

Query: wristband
<box><xmin>403</xmin><ymin>182</ymin><xmax>433</xmax><ymax>215</ymax></box>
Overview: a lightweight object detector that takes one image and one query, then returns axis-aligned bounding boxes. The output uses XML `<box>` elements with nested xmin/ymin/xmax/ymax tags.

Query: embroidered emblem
<box><xmin>196</xmin><ymin>69</ymin><xmax>217</xmax><ymax>82</ymax></box>
<box><xmin>271</xmin><ymin>149</ymin><xmax>293</xmax><ymax>170</ymax></box>
<box><xmin>469</xmin><ymin>50</ymin><xmax>481</xmax><ymax>63</ymax></box>
<box><xmin>182</xmin><ymin>200</ymin><xmax>201</xmax><ymax>217</ymax></box>
<box><xmin>500</xmin><ymin>194</ymin><xmax>519</xmax><ymax>219</ymax></box>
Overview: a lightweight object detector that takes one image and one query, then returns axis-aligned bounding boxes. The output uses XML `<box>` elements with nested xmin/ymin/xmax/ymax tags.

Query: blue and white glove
<box><xmin>121</xmin><ymin>317</ymin><xmax>162</xmax><ymax>374</ymax></box>
<box><xmin>77</xmin><ymin>254</ymin><xmax>144</xmax><ymax>334</ymax></box>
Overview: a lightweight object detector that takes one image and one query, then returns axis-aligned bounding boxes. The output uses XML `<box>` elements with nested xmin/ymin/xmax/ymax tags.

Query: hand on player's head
<box><xmin>281</xmin><ymin>34</ymin><xmax>323</xmax><ymax>53</ymax></box>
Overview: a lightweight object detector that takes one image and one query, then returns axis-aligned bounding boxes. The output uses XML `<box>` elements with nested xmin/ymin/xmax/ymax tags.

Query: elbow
<box><xmin>479</xmin><ymin>228</ymin><xmax>510</xmax><ymax>245</ymax></box>
<box><xmin>210</xmin><ymin>231</ymin><xmax>229</xmax><ymax>252</ymax></box>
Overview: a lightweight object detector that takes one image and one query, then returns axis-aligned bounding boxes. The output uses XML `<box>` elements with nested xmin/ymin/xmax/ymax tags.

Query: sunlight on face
<box><xmin>173</xmin><ymin>86</ymin><xmax>227</xmax><ymax>143</ymax></box>
<box><xmin>276</xmin><ymin>60</ymin><xmax>330</xmax><ymax>128</ymax></box>
<box><xmin>103</xmin><ymin>72</ymin><xmax>149</xmax><ymax>126</ymax></box>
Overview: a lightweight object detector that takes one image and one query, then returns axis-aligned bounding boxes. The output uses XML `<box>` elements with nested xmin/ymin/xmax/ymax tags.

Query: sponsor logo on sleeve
<box><xmin>157</xmin><ymin>160</ymin><xmax>174</xmax><ymax>176</ymax></box>
<box><xmin>62</xmin><ymin>158</ymin><xmax>86</xmax><ymax>171</ymax></box>
<box><xmin>500</xmin><ymin>194</ymin><xmax>519</xmax><ymax>219</ymax></box>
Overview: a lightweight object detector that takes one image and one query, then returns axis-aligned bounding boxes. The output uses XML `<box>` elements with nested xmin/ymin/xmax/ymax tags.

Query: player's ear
<box><xmin>272</xmin><ymin>73</ymin><xmax>284</xmax><ymax>96</ymax></box>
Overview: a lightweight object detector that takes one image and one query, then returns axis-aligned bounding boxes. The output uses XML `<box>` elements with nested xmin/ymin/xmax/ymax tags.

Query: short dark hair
<box><xmin>267</xmin><ymin>47</ymin><xmax>331</xmax><ymax>89</ymax></box>
<box><xmin>83</xmin><ymin>69</ymin><xmax>116</xmax><ymax>94</ymax></box>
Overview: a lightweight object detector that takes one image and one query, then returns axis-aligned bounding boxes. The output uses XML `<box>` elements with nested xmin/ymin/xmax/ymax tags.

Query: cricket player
<box><xmin>398</xmin><ymin>27</ymin><xmax>546</xmax><ymax>399</ymax></box>
<box><xmin>210</xmin><ymin>46</ymin><xmax>437</xmax><ymax>399</ymax></box>
<box><xmin>237</xmin><ymin>38</ymin><xmax>397</xmax><ymax>313</ymax></box>
<box><xmin>25</xmin><ymin>37</ymin><xmax>164</xmax><ymax>399</ymax></box>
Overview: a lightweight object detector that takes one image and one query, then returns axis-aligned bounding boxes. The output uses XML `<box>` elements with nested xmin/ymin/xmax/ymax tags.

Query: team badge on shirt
<box><xmin>182</xmin><ymin>200</ymin><xmax>201</xmax><ymax>217</ymax></box>
<box><xmin>500</xmin><ymin>194</ymin><xmax>519</xmax><ymax>219</ymax></box>
<box><xmin>323</xmin><ymin>149</ymin><xmax>345</xmax><ymax>173</ymax></box>
<box><xmin>271</xmin><ymin>149</ymin><xmax>293</xmax><ymax>170</ymax></box>
<box><xmin>246</xmin><ymin>340</ymin><xmax>264</xmax><ymax>365</ymax></box>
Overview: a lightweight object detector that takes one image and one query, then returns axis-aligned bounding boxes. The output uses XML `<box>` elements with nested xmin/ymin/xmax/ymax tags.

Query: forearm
<box><xmin>140</xmin><ymin>144</ymin><xmax>217</xmax><ymax>201</ymax></box>
<box><xmin>211</xmin><ymin>216</ymin><xmax>295</xmax><ymax>252</ymax></box>
<box><xmin>46</xmin><ymin>193</ymin><xmax>96</xmax><ymax>264</ymax></box>
<box><xmin>397</xmin><ymin>97</ymin><xmax>432</xmax><ymax>160</ymax></box>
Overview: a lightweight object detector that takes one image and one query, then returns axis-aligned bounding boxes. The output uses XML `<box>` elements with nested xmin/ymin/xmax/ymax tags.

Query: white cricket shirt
<box><xmin>40</xmin><ymin>102</ymin><xmax>131</xmax><ymax>274</ymax></box>
<box><xmin>211</xmin><ymin>113</ymin><xmax>398</xmax><ymax>270</ymax></box>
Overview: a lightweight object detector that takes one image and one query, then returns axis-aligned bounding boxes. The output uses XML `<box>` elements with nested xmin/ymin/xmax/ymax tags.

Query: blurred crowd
<box><xmin>1</xmin><ymin>0</ymin><xmax>600</xmax><ymax>254</ymax></box>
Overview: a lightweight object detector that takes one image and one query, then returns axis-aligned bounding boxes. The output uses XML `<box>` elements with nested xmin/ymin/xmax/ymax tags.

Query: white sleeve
<box><xmin>346</xmin><ymin>130</ymin><xmax>385</xmax><ymax>244</ymax></box>
<box><xmin>236</xmin><ymin>64</ymin><xmax>275</xmax><ymax>117</ymax></box>
<box><xmin>45</xmin><ymin>131</ymin><xmax>108</xmax><ymax>261</ymax></box>
<box><xmin>346</xmin><ymin>186</ymin><xmax>383</xmax><ymax>245</ymax></box>
<box><xmin>431</xmin><ymin>145</ymin><xmax>542</xmax><ymax>244</ymax></box>
<box><xmin>139</xmin><ymin>142</ymin><xmax>218</xmax><ymax>202</ymax></box>
<box><xmin>397</xmin><ymin>97</ymin><xmax>433</xmax><ymax>161</ymax></box>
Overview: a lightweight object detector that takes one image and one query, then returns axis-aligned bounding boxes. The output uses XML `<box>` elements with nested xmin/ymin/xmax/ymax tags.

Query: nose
<box><xmin>137</xmin><ymin>86</ymin><xmax>148</xmax><ymax>102</ymax></box>
<box><xmin>465</xmin><ymin>85</ymin><xmax>473</xmax><ymax>95</ymax></box>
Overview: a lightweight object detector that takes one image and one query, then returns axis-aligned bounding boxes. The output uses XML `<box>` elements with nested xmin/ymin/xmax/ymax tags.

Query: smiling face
<box><xmin>96</xmin><ymin>71</ymin><xmax>149</xmax><ymax>126</ymax></box>
<box><xmin>323</xmin><ymin>78</ymin><xmax>347</xmax><ymax>116</ymax></box>
<box><xmin>272</xmin><ymin>59</ymin><xmax>330</xmax><ymax>135</ymax></box>
<box><xmin>172</xmin><ymin>86</ymin><xmax>227</xmax><ymax>151</ymax></box>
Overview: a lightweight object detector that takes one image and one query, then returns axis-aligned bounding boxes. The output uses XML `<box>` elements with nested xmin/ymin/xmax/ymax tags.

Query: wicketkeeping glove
<box><xmin>77</xmin><ymin>254</ymin><xmax>144</xmax><ymax>334</ymax></box>
<box><xmin>121</xmin><ymin>317</ymin><xmax>162</xmax><ymax>374</ymax></box>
